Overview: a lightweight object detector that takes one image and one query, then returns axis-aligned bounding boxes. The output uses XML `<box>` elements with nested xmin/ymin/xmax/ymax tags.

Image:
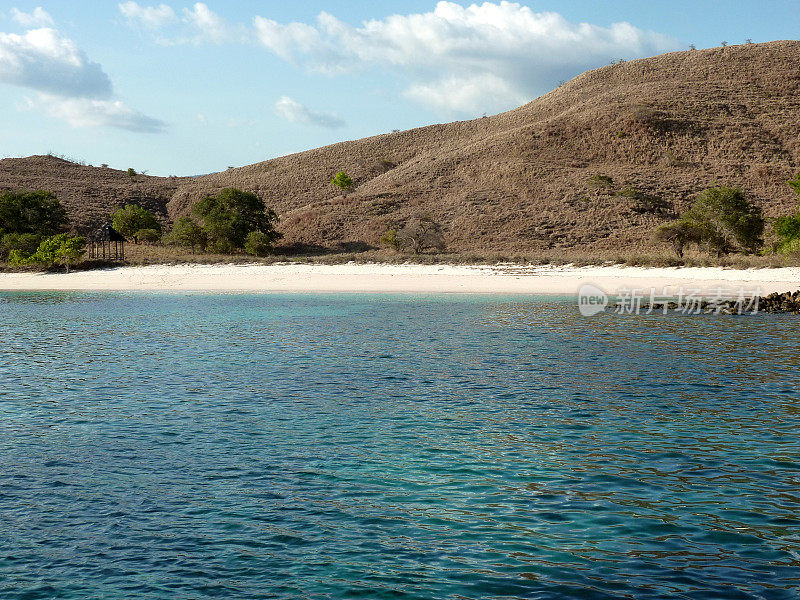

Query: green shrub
<box><xmin>379</xmin><ymin>229</ymin><xmax>401</xmax><ymax>251</ymax></box>
<box><xmin>193</xmin><ymin>188</ymin><xmax>280</xmax><ymax>252</ymax></box>
<box><xmin>0</xmin><ymin>233</ymin><xmax>42</xmax><ymax>261</ymax></box>
<box><xmin>135</xmin><ymin>228</ymin><xmax>161</xmax><ymax>244</ymax></box>
<box><xmin>168</xmin><ymin>217</ymin><xmax>207</xmax><ymax>253</ymax></box>
<box><xmin>0</xmin><ymin>190</ymin><xmax>68</xmax><ymax>237</ymax></box>
<box><xmin>682</xmin><ymin>187</ymin><xmax>764</xmax><ymax>255</ymax></box>
<box><xmin>21</xmin><ymin>234</ymin><xmax>85</xmax><ymax>272</ymax></box>
<box><xmin>244</xmin><ymin>231</ymin><xmax>275</xmax><ymax>257</ymax></box>
<box><xmin>331</xmin><ymin>171</ymin><xmax>354</xmax><ymax>196</ymax></box>
<box><xmin>589</xmin><ymin>174</ymin><xmax>614</xmax><ymax>188</ymax></box>
<box><xmin>112</xmin><ymin>204</ymin><xmax>161</xmax><ymax>241</ymax></box>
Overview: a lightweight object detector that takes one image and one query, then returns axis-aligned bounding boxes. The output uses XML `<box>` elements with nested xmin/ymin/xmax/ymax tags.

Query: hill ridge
<box><xmin>3</xmin><ymin>40</ymin><xmax>800</xmax><ymax>254</ymax></box>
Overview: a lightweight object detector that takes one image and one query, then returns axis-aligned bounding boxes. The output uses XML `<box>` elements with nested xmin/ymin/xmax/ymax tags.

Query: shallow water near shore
<box><xmin>1</xmin><ymin>292</ymin><xmax>798</xmax><ymax>599</ymax></box>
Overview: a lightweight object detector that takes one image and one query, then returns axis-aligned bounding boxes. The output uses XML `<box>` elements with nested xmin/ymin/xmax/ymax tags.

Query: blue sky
<box><xmin>0</xmin><ymin>1</ymin><xmax>797</xmax><ymax>176</ymax></box>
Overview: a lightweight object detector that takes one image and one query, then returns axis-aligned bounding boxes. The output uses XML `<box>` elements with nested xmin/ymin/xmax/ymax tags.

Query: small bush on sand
<box><xmin>14</xmin><ymin>234</ymin><xmax>85</xmax><ymax>273</ymax></box>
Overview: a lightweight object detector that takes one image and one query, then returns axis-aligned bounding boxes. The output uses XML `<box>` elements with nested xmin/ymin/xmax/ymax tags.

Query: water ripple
<box><xmin>0</xmin><ymin>292</ymin><xmax>798</xmax><ymax>599</ymax></box>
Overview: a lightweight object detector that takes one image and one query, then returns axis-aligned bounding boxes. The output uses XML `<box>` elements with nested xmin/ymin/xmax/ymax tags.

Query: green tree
<box><xmin>654</xmin><ymin>220</ymin><xmax>704</xmax><ymax>258</ymax></box>
<box><xmin>127</xmin><ymin>168</ymin><xmax>137</xmax><ymax>179</ymax></box>
<box><xmin>112</xmin><ymin>204</ymin><xmax>161</xmax><ymax>242</ymax></box>
<box><xmin>682</xmin><ymin>187</ymin><xmax>764</xmax><ymax>255</ymax></box>
<box><xmin>21</xmin><ymin>234</ymin><xmax>85</xmax><ymax>272</ymax></box>
<box><xmin>136</xmin><ymin>228</ymin><xmax>161</xmax><ymax>244</ymax></box>
<box><xmin>244</xmin><ymin>231</ymin><xmax>276</xmax><ymax>257</ymax></box>
<box><xmin>192</xmin><ymin>188</ymin><xmax>280</xmax><ymax>253</ymax></box>
<box><xmin>774</xmin><ymin>173</ymin><xmax>800</xmax><ymax>253</ymax></box>
<box><xmin>0</xmin><ymin>233</ymin><xmax>42</xmax><ymax>262</ymax></box>
<box><xmin>168</xmin><ymin>217</ymin><xmax>207</xmax><ymax>253</ymax></box>
<box><xmin>0</xmin><ymin>190</ymin><xmax>68</xmax><ymax>237</ymax></box>
<box><xmin>331</xmin><ymin>171</ymin><xmax>354</xmax><ymax>197</ymax></box>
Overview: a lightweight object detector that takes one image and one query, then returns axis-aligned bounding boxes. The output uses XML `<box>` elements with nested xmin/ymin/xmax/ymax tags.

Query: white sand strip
<box><xmin>0</xmin><ymin>263</ymin><xmax>798</xmax><ymax>295</ymax></box>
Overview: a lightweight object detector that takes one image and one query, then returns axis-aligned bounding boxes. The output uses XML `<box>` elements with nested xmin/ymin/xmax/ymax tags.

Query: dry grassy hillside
<box><xmin>0</xmin><ymin>156</ymin><xmax>188</xmax><ymax>231</ymax></box>
<box><xmin>4</xmin><ymin>41</ymin><xmax>800</xmax><ymax>256</ymax></box>
<box><xmin>170</xmin><ymin>40</ymin><xmax>800</xmax><ymax>254</ymax></box>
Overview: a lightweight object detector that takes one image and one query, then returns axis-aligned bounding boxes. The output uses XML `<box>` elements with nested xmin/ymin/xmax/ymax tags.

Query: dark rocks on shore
<box><xmin>757</xmin><ymin>290</ymin><xmax>800</xmax><ymax>314</ymax></box>
<box><xmin>637</xmin><ymin>290</ymin><xmax>800</xmax><ymax>315</ymax></box>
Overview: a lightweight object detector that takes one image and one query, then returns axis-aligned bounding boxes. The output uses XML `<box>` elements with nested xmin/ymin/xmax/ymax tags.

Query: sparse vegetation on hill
<box><xmin>162</xmin><ymin>41</ymin><xmax>800</xmax><ymax>257</ymax></box>
<box><xmin>331</xmin><ymin>171</ymin><xmax>354</xmax><ymax>197</ymax></box>
<box><xmin>5</xmin><ymin>41</ymin><xmax>800</xmax><ymax>262</ymax></box>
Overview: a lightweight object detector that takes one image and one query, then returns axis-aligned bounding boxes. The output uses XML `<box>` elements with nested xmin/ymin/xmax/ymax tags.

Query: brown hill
<box><xmin>5</xmin><ymin>41</ymin><xmax>800</xmax><ymax>254</ymax></box>
<box><xmin>168</xmin><ymin>41</ymin><xmax>800</xmax><ymax>254</ymax></box>
<box><xmin>0</xmin><ymin>156</ymin><xmax>188</xmax><ymax>231</ymax></box>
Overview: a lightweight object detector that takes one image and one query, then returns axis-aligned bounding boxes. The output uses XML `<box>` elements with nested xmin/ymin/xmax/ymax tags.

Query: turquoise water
<box><xmin>1</xmin><ymin>292</ymin><xmax>798</xmax><ymax>599</ymax></box>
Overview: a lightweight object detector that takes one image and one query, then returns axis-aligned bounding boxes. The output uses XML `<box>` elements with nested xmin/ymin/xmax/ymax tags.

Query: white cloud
<box><xmin>183</xmin><ymin>2</ymin><xmax>240</xmax><ymax>44</ymax></box>
<box><xmin>10</xmin><ymin>7</ymin><xmax>54</xmax><ymax>27</ymax></box>
<box><xmin>37</xmin><ymin>94</ymin><xmax>167</xmax><ymax>133</ymax></box>
<box><xmin>0</xmin><ymin>25</ymin><xmax>165</xmax><ymax>131</ymax></box>
<box><xmin>0</xmin><ymin>28</ymin><xmax>112</xmax><ymax>97</ymax></box>
<box><xmin>274</xmin><ymin>96</ymin><xmax>344</xmax><ymax>129</ymax></box>
<box><xmin>118</xmin><ymin>2</ymin><xmax>177</xmax><ymax>29</ymax></box>
<box><xmin>404</xmin><ymin>73</ymin><xmax>527</xmax><ymax>114</ymax></box>
<box><xmin>254</xmin><ymin>1</ymin><xmax>681</xmax><ymax>113</ymax></box>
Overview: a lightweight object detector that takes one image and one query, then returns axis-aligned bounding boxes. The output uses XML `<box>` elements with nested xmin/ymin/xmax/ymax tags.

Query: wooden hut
<box><xmin>89</xmin><ymin>223</ymin><xmax>126</xmax><ymax>261</ymax></box>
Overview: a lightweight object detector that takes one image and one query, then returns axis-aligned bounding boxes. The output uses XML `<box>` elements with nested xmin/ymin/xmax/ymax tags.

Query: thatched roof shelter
<box><xmin>89</xmin><ymin>223</ymin><xmax>126</xmax><ymax>261</ymax></box>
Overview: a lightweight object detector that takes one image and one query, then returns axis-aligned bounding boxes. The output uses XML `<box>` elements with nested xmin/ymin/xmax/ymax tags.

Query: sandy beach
<box><xmin>0</xmin><ymin>262</ymin><xmax>798</xmax><ymax>295</ymax></box>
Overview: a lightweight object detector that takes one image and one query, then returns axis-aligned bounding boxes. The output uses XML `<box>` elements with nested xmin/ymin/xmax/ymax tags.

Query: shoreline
<box><xmin>0</xmin><ymin>263</ymin><xmax>798</xmax><ymax>295</ymax></box>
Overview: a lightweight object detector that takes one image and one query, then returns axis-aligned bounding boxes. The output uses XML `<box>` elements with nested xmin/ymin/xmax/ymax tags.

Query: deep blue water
<box><xmin>0</xmin><ymin>292</ymin><xmax>798</xmax><ymax>600</ymax></box>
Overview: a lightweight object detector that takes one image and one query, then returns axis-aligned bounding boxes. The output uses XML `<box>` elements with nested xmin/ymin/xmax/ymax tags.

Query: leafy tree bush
<box><xmin>192</xmin><ymin>188</ymin><xmax>280</xmax><ymax>253</ymax></box>
<box><xmin>774</xmin><ymin>173</ymin><xmax>800</xmax><ymax>254</ymax></box>
<box><xmin>112</xmin><ymin>204</ymin><xmax>161</xmax><ymax>242</ymax></box>
<box><xmin>397</xmin><ymin>217</ymin><xmax>446</xmax><ymax>254</ymax></box>
<box><xmin>136</xmin><ymin>228</ymin><xmax>161</xmax><ymax>244</ymax></box>
<box><xmin>14</xmin><ymin>234</ymin><xmax>85</xmax><ymax>272</ymax></box>
<box><xmin>127</xmin><ymin>168</ymin><xmax>137</xmax><ymax>179</ymax></box>
<box><xmin>168</xmin><ymin>217</ymin><xmax>207</xmax><ymax>253</ymax></box>
<box><xmin>244</xmin><ymin>231</ymin><xmax>276</xmax><ymax>257</ymax></box>
<box><xmin>0</xmin><ymin>190</ymin><xmax>68</xmax><ymax>237</ymax></box>
<box><xmin>331</xmin><ymin>171</ymin><xmax>354</xmax><ymax>196</ymax></box>
<box><xmin>654</xmin><ymin>220</ymin><xmax>704</xmax><ymax>258</ymax></box>
<box><xmin>682</xmin><ymin>187</ymin><xmax>764</xmax><ymax>255</ymax></box>
<box><xmin>244</xmin><ymin>230</ymin><xmax>275</xmax><ymax>256</ymax></box>
<box><xmin>379</xmin><ymin>229</ymin><xmax>401</xmax><ymax>251</ymax></box>
<box><xmin>0</xmin><ymin>233</ymin><xmax>42</xmax><ymax>262</ymax></box>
